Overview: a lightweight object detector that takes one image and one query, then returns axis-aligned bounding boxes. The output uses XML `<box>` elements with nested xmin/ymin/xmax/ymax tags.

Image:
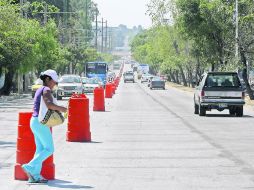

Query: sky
<box><xmin>92</xmin><ymin>0</ymin><xmax>152</xmax><ymax>29</ymax></box>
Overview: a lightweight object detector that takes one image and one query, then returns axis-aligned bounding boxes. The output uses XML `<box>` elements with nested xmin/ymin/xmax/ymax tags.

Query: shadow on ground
<box><xmin>48</xmin><ymin>179</ymin><xmax>94</xmax><ymax>189</ymax></box>
<box><xmin>205</xmin><ymin>114</ymin><xmax>253</xmax><ymax>118</ymax></box>
<box><xmin>0</xmin><ymin>141</ymin><xmax>16</xmax><ymax>149</ymax></box>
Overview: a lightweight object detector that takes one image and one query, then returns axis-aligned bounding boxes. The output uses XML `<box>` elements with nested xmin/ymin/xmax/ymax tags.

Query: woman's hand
<box><xmin>59</xmin><ymin>106</ymin><xmax>67</xmax><ymax>113</ymax></box>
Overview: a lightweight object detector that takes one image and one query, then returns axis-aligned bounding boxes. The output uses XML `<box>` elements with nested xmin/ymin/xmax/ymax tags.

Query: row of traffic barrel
<box><xmin>14</xmin><ymin>112</ymin><xmax>54</xmax><ymax>180</ymax></box>
<box><xmin>14</xmin><ymin>66</ymin><xmax>124</xmax><ymax>180</ymax></box>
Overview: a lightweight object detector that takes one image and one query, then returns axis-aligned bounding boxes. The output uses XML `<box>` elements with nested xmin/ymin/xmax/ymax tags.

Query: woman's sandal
<box><xmin>27</xmin><ymin>176</ymin><xmax>48</xmax><ymax>184</ymax></box>
<box><xmin>21</xmin><ymin>165</ymin><xmax>35</xmax><ymax>181</ymax></box>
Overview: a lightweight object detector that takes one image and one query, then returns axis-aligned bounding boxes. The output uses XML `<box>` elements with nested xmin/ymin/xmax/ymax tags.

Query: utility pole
<box><xmin>24</xmin><ymin>0</ymin><xmax>27</xmax><ymax>19</ymax></box>
<box><xmin>105</xmin><ymin>20</ymin><xmax>108</xmax><ymax>52</ymax></box>
<box><xmin>101</xmin><ymin>18</ymin><xmax>104</xmax><ymax>52</ymax></box>
<box><xmin>95</xmin><ymin>7</ymin><xmax>98</xmax><ymax>50</ymax></box>
<box><xmin>20</xmin><ymin>0</ymin><xmax>23</xmax><ymax>16</ymax></box>
<box><xmin>235</xmin><ymin>0</ymin><xmax>239</xmax><ymax>62</ymax></box>
<box><xmin>63</xmin><ymin>0</ymin><xmax>69</xmax><ymax>44</ymax></box>
<box><xmin>43</xmin><ymin>3</ymin><xmax>48</xmax><ymax>25</ymax></box>
<box><xmin>20</xmin><ymin>0</ymin><xmax>27</xmax><ymax>18</ymax></box>
<box><xmin>19</xmin><ymin>0</ymin><xmax>29</xmax><ymax>94</ymax></box>
<box><xmin>85</xmin><ymin>0</ymin><xmax>88</xmax><ymax>44</ymax></box>
<box><xmin>19</xmin><ymin>0</ymin><xmax>23</xmax><ymax>94</ymax></box>
<box><xmin>108</xmin><ymin>29</ymin><xmax>112</xmax><ymax>52</ymax></box>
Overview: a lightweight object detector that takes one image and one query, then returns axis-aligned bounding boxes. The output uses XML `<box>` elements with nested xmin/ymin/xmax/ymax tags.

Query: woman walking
<box><xmin>22</xmin><ymin>69</ymin><xmax>67</xmax><ymax>184</ymax></box>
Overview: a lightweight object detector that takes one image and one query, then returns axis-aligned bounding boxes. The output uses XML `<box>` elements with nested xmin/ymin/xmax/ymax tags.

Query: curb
<box><xmin>0</xmin><ymin>94</ymin><xmax>30</xmax><ymax>103</ymax></box>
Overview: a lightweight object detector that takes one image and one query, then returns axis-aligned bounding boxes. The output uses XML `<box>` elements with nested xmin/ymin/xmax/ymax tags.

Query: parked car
<box><xmin>31</xmin><ymin>78</ymin><xmax>57</xmax><ymax>98</ymax></box>
<box><xmin>56</xmin><ymin>75</ymin><xmax>84</xmax><ymax>100</ymax></box>
<box><xmin>31</xmin><ymin>78</ymin><xmax>43</xmax><ymax>98</ymax></box>
<box><xmin>123</xmin><ymin>71</ymin><xmax>135</xmax><ymax>83</ymax></box>
<box><xmin>149</xmin><ymin>77</ymin><xmax>165</xmax><ymax>90</ymax></box>
<box><xmin>194</xmin><ymin>72</ymin><xmax>245</xmax><ymax>116</ymax></box>
<box><xmin>82</xmin><ymin>77</ymin><xmax>102</xmax><ymax>93</ymax></box>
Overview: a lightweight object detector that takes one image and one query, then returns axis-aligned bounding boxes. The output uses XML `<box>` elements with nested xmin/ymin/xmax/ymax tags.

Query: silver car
<box><xmin>194</xmin><ymin>72</ymin><xmax>245</xmax><ymax>116</ymax></box>
<box><xmin>82</xmin><ymin>77</ymin><xmax>102</xmax><ymax>93</ymax></box>
<box><xmin>56</xmin><ymin>75</ymin><xmax>84</xmax><ymax>100</ymax></box>
<box><xmin>123</xmin><ymin>71</ymin><xmax>135</xmax><ymax>83</ymax></box>
<box><xmin>141</xmin><ymin>73</ymin><xmax>151</xmax><ymax>83</ymax></box>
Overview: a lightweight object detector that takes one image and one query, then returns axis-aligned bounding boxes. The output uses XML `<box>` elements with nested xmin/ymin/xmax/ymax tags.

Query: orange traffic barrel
<box><xmin>113</xmin><ymin>80</ymin><xmax>118</xmax><ymax>89</ymax></box>
<box><xmin>93</xmin><ymin>87</ymin><xmax>105</xmax><ymax>111</ymax></box>
<box><xmin>67</xmin><ymin>94</ymin><xmax>91</xmax><ymax>142</ymax></box>
<box><xmin>105</xmin><ymin>83</ymin><xmax>112</xmax><ymax>98</ymax></box>
<box><xmin>15</xmin><ymin>112</ymin><xmax>55</xmax><ymax>180</ymax></box>
<box><xmin>114</xmin><ymin>77</ymin><xmax>120</xmax><ymax>87</ymax></box>
<box><xmin>111</xmin><ymin>83</ymin><xmax>116</xmax><ymax>94</ymax></box>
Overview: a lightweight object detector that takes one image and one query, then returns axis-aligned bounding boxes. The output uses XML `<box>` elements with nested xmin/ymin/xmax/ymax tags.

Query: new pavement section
<box><xmin>1</xmin><ymin>77</ymin><xmax>254</xmax><ymax>190</ymax></box>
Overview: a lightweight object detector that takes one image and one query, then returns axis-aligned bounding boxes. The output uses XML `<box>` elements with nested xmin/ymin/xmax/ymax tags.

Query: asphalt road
<box><xmin>1</xmin><ymin>66</ymin><xmax>254</xmax><ymax>189</ymax></box>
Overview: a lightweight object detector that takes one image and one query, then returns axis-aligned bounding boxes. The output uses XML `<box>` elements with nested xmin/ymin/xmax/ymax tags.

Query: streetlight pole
<box><xmin>235</xmin><ymin>0</ymin><xmax>239</xmax><ymax>61</ymax></box>
<box><xmin>95</xmin><ymin>6</ymin><xmax>98</xmax><ymax>50</ymax></box>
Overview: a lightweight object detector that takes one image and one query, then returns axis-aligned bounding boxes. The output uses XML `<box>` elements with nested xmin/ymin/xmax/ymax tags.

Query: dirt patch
<box><xmin>166</xmin><ymin>82</ymin><xmax>194</xmax><ymax>94</ymax></box>
<box><xmin>245</xmin><ymin>96</ymin><xmax>254</xmax><ymax>108</ymax></box>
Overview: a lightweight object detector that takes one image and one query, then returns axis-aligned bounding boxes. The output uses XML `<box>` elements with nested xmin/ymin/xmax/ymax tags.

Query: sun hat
<box><xmin>41</xmin><ymin>69</ymin><xmax>58</xmax><ymax>82</ymax></box>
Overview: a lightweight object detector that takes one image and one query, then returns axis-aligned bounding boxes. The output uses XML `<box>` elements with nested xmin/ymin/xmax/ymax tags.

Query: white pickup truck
<box><xmin>123</xmin><ymin>71</ymin><xmax>135</xmax><ymax>83</ymax></box>
<box><xmin>194</xmin><ymin>72</ymin><xmax>245</xmax><ymax>116</ymax></box>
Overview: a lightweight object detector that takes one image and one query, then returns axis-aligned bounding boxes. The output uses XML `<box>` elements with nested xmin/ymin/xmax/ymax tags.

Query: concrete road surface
<box><xmin>1</xmin><ymin>67</ymin><xmax>254</xmax><ymax>189</ymax></box>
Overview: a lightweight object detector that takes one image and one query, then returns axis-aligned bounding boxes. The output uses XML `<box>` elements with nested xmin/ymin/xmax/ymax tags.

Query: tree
<box><xmin>175</xmin><ymin>0</ymin><xmax>234</xmax><ymax>70</ymax></box>
<box><xmin>237</xmin><ymin>1</ymin><xmax>254</xmax><ymax>99</ymax></box>
<box><xmin>0</xmin><ymin>1</ymin><xmax>36</xmax><ymax>95</ymax></box>
<box><xmin>0</xmin><ymin>1</ymin><xmax>67</xmax><ymax>95</ymax></box>
<box><xmin>175</xmin><ymin>0</ymin><xmax>254</xmax><ymax>98</ymax></box>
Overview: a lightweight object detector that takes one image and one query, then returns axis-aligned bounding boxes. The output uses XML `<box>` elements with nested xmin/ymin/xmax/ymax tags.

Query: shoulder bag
<box><xmin>38</xmin><ymin>88</ymin><xmax>64</xmax><ymax>127</ymax></box>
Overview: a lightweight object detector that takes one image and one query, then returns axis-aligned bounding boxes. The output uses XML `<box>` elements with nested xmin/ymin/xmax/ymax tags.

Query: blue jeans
<box><xmin>27</xmin><ymin>117</ymin><xmax>54</xmax><ymax>176</ymax></box>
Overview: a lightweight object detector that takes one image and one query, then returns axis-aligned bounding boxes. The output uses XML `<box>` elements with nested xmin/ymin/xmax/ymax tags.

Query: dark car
<box><xmin>149</xmin><ymin>77</ymin><xmax>165</xmax><ymax>90</ymax></box>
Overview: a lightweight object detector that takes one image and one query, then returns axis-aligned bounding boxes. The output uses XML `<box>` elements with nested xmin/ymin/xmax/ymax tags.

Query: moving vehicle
<box><xmin>194</xmin><ymin>72</ymin><xmax>245</xmax><ymax>116</ymax></box>
<box><xmin>56</xmin><ymin>75</ymin><xmax>83</xmax><ymax>100</ymax></box>
<box><xmin>149</xmin><ymin>77</ymin><xmax>165</xmax><ymax>90</ymax></box>
<box><xmin>112</xmin><ymin>61</ymin><xmax>122</xmax><ymax>70</ymax></box>
<box><xmin>141</xmin><ymin>73</ymin><xmax>152</xmax><ymax>83</ymax></box>
<box><xmin>147</xmin><ymin>75</ymin><xmax>156</xmax><ymax>87</ymax></box>
<box><xmin>138</xmin><ymin>64</ymin><xmax>149</xmax><ymax>73</ymax></box>
<box><xmin>84</xmin><ymin>62</ymin><xmax>108</xmax><ymax>86</ymax></box>
<box><xmin>82</xmin><ymin>77</ymin><xmax>102</xmax><ymax>93</ymax></box>
<box><xmin>124</xmin><ymin>71</ymin><xmax>135</xmax><ymax>83</ymax></box>
<box><xmin>137</xmin><ymin>64</ymin><xmax>149</xmax><ymax>79</ymax></box>
<box><xmin>107</xmin><ymin>71</ymin><xmax>116</xmax><ymax>82</ymax></box>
